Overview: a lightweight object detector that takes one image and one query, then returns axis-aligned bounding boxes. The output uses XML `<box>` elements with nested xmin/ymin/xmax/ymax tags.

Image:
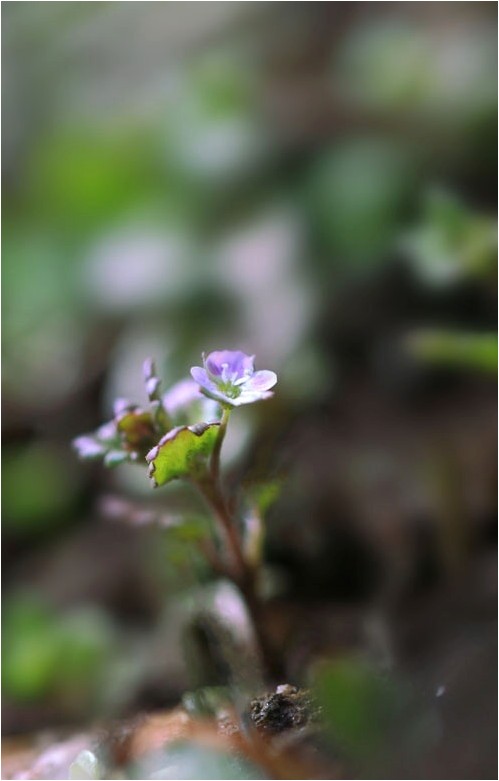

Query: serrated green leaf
<box><xmin>146</xmin><ymin>423</ymin><xmax>219</xmax><ymax>487</ymax></box>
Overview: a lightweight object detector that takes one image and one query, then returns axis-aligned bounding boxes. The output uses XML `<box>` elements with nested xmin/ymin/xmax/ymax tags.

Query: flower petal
<box><xmin>234</xmin><ymin>389</ymin><xmax>274</xmax><ymax>405</ymax></box>
<box><xmin>243</xmin><ymin>370</ymin><xmax>277</xmax><ymax>392</ymax></box>
<box><xmin>190</xmin><ymin>366</ymin><xmax>210</xmax><ymax>387</ymax></box>
<box><xmin>192</xmin><ymin>366</ymin><xmax>235</xmax><ymax>406</ymax></box>
<box><xmin>201</xmin><ymin>386</ymin><xmax>236</xmax><ymax>406</ymax></box>
<box><xmin>205</xmin><ymin>350</ymin><xmax>254</xmax><ymax>381</ymax></box>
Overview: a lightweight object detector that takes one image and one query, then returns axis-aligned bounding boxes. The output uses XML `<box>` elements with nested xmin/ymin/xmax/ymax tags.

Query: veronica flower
<box><xmin>190</xmin><ymin>350</ymin><xmax>277</xmax><ymax>407</ymax></box>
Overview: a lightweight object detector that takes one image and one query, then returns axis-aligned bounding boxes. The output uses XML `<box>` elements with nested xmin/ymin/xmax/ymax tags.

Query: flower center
<box><xmin>217</xmin><ymin>379</ymin><xmax>242</xmax><ymax>399</ymax></box>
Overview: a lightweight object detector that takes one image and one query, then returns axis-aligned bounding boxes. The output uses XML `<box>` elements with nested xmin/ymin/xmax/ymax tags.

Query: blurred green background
<box><xmin>2</xmin><ymin>3</ymin><xmax>497</xmax><ymax>778</ymax></box>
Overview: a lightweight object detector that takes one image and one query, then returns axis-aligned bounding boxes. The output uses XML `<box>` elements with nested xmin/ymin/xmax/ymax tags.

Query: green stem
<box><xmin>210</xmin><ymin>406</ymin><xmax>231</xmax><ymax>484</ymax></box>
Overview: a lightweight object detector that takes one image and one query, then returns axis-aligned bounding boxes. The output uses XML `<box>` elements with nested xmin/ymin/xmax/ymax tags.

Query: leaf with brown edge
<box><xmin>146</xmin><ymin>423</ymin><xmax>220</xmax><ymax>487</ymax></box>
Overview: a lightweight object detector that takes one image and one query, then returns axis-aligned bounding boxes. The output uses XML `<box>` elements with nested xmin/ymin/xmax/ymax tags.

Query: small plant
<box><xmin>73</xmin><ymin>350</ymin><xmax>279</xmax><ymax>676</ymax></box>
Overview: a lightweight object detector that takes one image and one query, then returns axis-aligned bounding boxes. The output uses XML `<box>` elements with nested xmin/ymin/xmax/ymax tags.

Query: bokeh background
<box><xmin>2</xmin><ymin>2</ymin><xmax>497</xmax><ymax>779</ymax></box>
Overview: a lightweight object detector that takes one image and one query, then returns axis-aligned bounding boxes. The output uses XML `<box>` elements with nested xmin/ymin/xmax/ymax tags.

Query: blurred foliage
<box><xmin>27</xmin><ymin>129</ymin><xmax>159</xmax><ymax>235</ymax></box>
<box><xmin>3</xmin><ymin>444</ymin><xmax>81</xmax><ymax>536</ymax></box>
<box><xmin>306</xmin><ymin>138</ymin><xmax>416</xmax><ymax>266</ymax></box>
<box><xmin>248</xmin><ymin>479</ymin><xmax>282</xmax><ymax>517</ymax></box>
<box><xmin>408</xmin><ymin>330</ymin><xmax>498</xmax><ymax>374</ymax></box>
<box><xmin>403</xmin><ymin>189</ymin><xmax>497</xmax><ymax>286</ymax></box>
<box><xmin>313</xmin><ymin>658</ymin><xmax>439</xmax><ymax>776</ymax></box>
<box><xmin>162</xmin><ymin>52</ymin><xmax>269</xmax><ymax>191</ymax></box>
<box><xmin>2</xmin><ymin>594</ymin><xmax>113</xmax><ymax>705</ymax></box>
<box><xmin>146</xmin><ymin>517</ymin><xmax>215</xmax><ymax>599</ymax></box>
<box><xmin>336</xmin><ymin>19</ymin><xmax>497</xmax><ymax>125</ymax></box>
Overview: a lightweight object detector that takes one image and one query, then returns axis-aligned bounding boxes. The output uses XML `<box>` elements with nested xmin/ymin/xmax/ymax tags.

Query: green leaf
<box><xmin>146</xmin><ymin>423</ymin><xmax>219</xmax><ymax>487</ymax></box>
<box><xmin>408</xmin><ymin>330</ymin><xmax>498</xmax><ymax>374</ymax></box>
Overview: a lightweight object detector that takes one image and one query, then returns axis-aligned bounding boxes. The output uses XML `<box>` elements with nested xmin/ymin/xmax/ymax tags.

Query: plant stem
<box><xmin>210</xmin><ymin>406</ymin><xmax>231</xmax><ymax>484</ymax></box>
<box><xmin>196</xmin><ymin>477</ymin><xmax>247</xmax><ymax>582</ymax></box>
<box><xmin>238</xmin><ymin>574</ymin><xmax>281</xmax><ymax>680</ymax></box>
<box><xmin>194</xmin><ymin>407</ymin><xmax>281</xmax><ymax>679</ymax></box>
<box><xmin>195</xmin><ymin>476</ymin><xmax>281</xmax><ymax>680</ymax></box>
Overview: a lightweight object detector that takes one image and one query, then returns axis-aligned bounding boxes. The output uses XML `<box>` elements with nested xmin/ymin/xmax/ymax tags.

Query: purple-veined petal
<box><xmin>192</xmin><ymin>367</ymin><xmax>235</xmax><ymax>406</ymax></box>
<box><xmin>205</xmin><ymin>350</ymin><xmax>254</xmax><ymax>381</ymax></box>
<box><xmin>243</xmin><ymin>370</ymin><xmax>277</xmax><ymax>392</ymax></box>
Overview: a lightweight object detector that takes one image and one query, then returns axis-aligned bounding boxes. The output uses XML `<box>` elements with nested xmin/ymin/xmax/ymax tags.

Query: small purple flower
<box><xmin>190</xmin><ymin>350</ymin><xmax>277</xmax><ymax>407</ymax></box>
